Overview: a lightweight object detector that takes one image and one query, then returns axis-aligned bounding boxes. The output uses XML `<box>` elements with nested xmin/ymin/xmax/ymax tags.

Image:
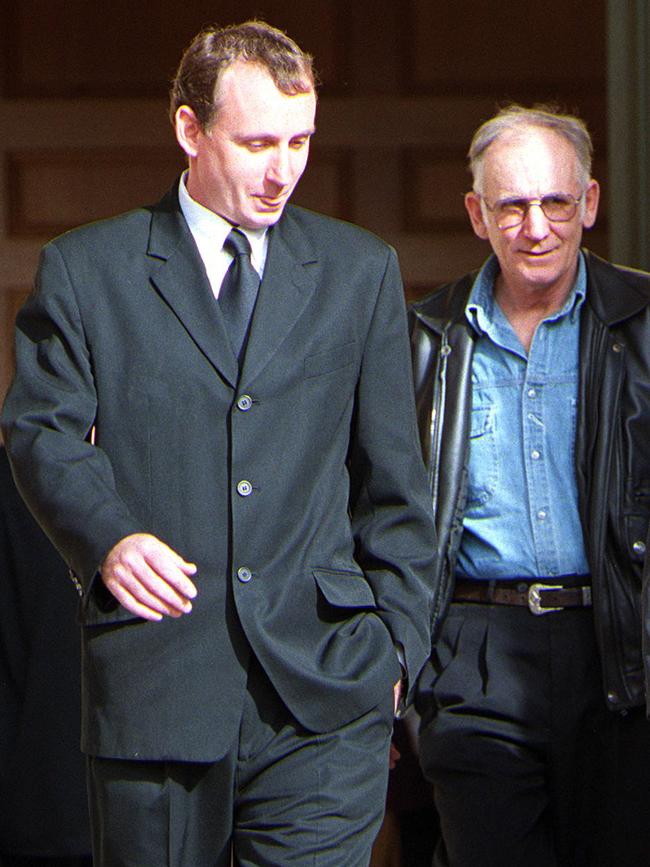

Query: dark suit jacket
<box><xmin>1</xmin><ymin>184</ymin><xmax>436</xmax><ymax>762</ymax></box>
<box><xmin>0</xmin><ymin>447</ymin><xmax>91</xmax><ymax>857</ymax></box>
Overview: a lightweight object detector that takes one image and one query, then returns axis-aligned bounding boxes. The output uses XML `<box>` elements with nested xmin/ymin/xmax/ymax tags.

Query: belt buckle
<box><xmin>528</xmin><ymin>582</ymin><xmax>563</xmax><ymax>615</ymax></box>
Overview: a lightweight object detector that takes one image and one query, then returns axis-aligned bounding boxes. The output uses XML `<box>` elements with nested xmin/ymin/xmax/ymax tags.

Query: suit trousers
<box><xmin>418</xmin><ymin>601</ymin><xmax>650</xmax><ymax>867</ymax></box>
<box><xmin>87</xmin><ymin>655</ymin><xmax>394</xmax><ymax>866</ymax></box>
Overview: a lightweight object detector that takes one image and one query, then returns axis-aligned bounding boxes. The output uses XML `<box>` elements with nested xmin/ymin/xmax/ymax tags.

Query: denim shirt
<box><xmin>456</xmin><ymin>253</ymin><xmax>590</xmax><ymax>580</ymax></box>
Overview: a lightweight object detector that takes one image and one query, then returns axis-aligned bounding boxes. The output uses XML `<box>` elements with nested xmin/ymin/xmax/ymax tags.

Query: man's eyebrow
<box><xmin>235</xmin><ymin>127</ymin><xmax>316</xmax><ymax>143</ymax></box>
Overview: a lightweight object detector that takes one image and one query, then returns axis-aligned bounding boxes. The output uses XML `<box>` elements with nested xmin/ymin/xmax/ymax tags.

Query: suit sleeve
<box><xmin>348</xmin><ymin>247</ymin><xmax>437</xmax><ymax>704</ymax></box>
<box><xmin>1</xmin><ymin>242</ymin><xmax>144</xmax><ymax>598</ymax></box>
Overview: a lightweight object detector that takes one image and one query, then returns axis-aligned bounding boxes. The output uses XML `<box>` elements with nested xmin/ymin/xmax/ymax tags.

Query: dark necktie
<box><xmin>219</xmin><ymin>228</ymin><xmax>260</xmax><ymax>362</ymax></box>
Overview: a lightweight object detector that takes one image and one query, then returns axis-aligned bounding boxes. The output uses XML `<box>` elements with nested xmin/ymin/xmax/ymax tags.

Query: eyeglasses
<box><xmin>478</xmin><ymin>192</ymin><xmax>584</xmax><ymax>230</ymax></box>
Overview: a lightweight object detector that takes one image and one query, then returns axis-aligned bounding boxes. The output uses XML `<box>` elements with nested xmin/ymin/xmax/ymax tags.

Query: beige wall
<box><xmin>0</xmin><ymin>0</ymin><xmax>609</xmax><ymax>407</ymax></box>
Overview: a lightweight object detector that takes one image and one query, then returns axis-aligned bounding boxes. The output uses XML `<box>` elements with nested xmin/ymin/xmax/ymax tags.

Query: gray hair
<box><xmin>468</xmin><ymin>104</ymin><xmax>594</xmax><ymax>193</ymax></box>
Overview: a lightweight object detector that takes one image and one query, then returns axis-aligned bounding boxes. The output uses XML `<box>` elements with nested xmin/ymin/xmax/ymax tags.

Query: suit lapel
<box><xmin>240</xmin><ymin>210</ymin><xmax>318</xmax><ymax>386</ymax></box>
<box><xmin>146</xmin><ymin>185</ymin><xmax>239</xmax><ymax>388</ymax></box>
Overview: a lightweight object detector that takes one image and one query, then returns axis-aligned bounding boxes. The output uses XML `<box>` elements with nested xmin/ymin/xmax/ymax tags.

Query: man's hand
<box><xmin>101</xmin><ymin>533</ymin><xmax>198</xmax><ymax>621</ymax></box>
<box><xmin>393</xmin><ymin>678</ymin><xmax>402</xmax><ymax>715</ymax></box>
<box><xmin>389</xmin><ymin>682</ymin><xmax>403</xmax><ymax>770</ymax></box>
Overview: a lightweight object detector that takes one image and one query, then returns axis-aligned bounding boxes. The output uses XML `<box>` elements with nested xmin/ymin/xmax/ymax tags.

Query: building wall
<box><xmin>0</xmin><ymin>0</ymin><xmax>608</xmax><ymax>405</ymax></box>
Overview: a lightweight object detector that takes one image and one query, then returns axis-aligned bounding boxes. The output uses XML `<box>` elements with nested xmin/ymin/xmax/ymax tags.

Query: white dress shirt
<box><xmin>177</xmin><ymin>172</ymin><xmax>268</xmax><ymax>298</ymax></box>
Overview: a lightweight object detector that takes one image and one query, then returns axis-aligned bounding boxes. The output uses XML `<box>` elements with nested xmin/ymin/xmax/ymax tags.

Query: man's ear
<box><xmin>464</xmin><ymin>191</ymin><xmax>490</xmax><ymax>240</ymax></box>
<box><xmin>581</xmin><ymin>179</ymin><xmax>600</xmax><ymax>230</ymax></box>
<box><xmin>174</xmin><ymin>105</ymin><xmax>202</xmax><ymax>159</ymax></box>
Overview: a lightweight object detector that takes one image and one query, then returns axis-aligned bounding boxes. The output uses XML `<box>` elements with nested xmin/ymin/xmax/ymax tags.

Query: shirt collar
<box><xmin>465</xmin><ymin>252</ymin><xmax>587</xmax><ymax>336</ymax></box>
<box><xmin>177</xmin><ymin>171</ymin><xmax>268</xmax><ymax>272</ymax></box>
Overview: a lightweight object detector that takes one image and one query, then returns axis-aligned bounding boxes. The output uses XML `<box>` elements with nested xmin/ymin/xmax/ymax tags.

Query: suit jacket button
<box><xmin>237</xmin><ymin>480</ymin><xmax>253</xmax><ymax>496</ymax></box>
<box><xmin>237</xmin><ymin>394</ymin><xmax>253</xmax><ymax>411</ymax></box>
<box><xmin>237</xmin><ymin>567</ymin><xmax>253</xmax><ymax>583</ymax></box>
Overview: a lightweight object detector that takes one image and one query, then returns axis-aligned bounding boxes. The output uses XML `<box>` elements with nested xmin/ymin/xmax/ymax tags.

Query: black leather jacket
<box><xmin>410</xmin><ymin>250</ymin><xmax>650</xmax><ymax>711</ymax></box>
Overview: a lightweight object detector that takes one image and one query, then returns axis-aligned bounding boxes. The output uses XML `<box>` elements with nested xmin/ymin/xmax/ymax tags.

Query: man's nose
<box><xmin>267</xmin><ymin>147</ymin><xmax>291</xmax><ymax>186</ymax></box>
<box><xmin>521</xmin><ymin>201</ymin><xmax>550</xmax><ymax>240</ymax></box>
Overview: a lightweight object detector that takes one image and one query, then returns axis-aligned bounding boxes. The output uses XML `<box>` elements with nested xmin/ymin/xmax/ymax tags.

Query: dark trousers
<box><xmin>418</xmin><ymin>602</ymin><xmax>650</xmax><ymax>867</ymax></box>
<box><xmin>87</xmin><ymin>657</ymin><xmax>394</xmax><ymax>866</ymax></box>
<box><xmin>0</xmin><ymin>859</ymin><xmax>91</xmax><ymax>867</ymax></box>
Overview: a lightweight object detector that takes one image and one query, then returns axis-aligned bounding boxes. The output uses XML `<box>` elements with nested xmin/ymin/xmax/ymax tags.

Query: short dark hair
<box><xmin>169</xmin><ymin>20</ymin><xmax>316</xmax><ymax>130</ymax></box>
<box><xmin>468</xmin><ymin>103</ymin><xmax>594</xmax><ymax>192</ymax></box>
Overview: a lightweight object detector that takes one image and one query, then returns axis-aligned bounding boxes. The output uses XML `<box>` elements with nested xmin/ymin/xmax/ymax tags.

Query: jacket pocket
<box><xmin>313</xmin><ymin>568</ymin><xmax>377</xmax><ymax>609</ymax></box>
<box><xmin>304</xmin><ymin>341</ymin><xmax>357</xmax><ymax>379</ymax></box>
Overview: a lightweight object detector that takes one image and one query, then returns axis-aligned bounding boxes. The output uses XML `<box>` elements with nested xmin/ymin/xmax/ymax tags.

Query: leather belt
<box><xmin>453</xmin><ymin>578</ymin><xmax>592</xmax><ymax>616</ymax></box>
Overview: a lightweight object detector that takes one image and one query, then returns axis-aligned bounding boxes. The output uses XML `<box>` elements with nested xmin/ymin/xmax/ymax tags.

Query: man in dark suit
<box><xmin>0</xmin><ymin>447</ymin><xmax>92</xmax><ymax>866</ymax></box>
<box><xmin>1</xmin><ymin>21</ymin><xmax>435</xmax><ymax>866</ymax></box>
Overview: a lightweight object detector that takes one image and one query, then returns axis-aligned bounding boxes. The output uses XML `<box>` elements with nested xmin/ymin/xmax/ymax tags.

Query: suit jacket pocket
<box><xmin>313</xmin><ymin>567</ymin><xmax>377</xmax><ymax>609</ymax></box>
<box><xmin>304</xmin><ymin>341</ymin><xmax>357</xmax><ymax>379</ymax></box>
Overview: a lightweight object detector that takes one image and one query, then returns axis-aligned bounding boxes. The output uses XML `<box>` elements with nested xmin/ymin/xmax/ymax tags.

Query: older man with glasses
<box><xmin>410</xmin><ymin>104</ymin><xmax>650</xmax><ymax>866</ymax></box>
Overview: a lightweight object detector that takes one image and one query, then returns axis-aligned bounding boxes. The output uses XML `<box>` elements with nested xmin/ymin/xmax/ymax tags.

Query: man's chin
<box><xmin>245</xmin><ymin>205</ymin><xmax>287</xmax><ymax>229</ymax></box>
